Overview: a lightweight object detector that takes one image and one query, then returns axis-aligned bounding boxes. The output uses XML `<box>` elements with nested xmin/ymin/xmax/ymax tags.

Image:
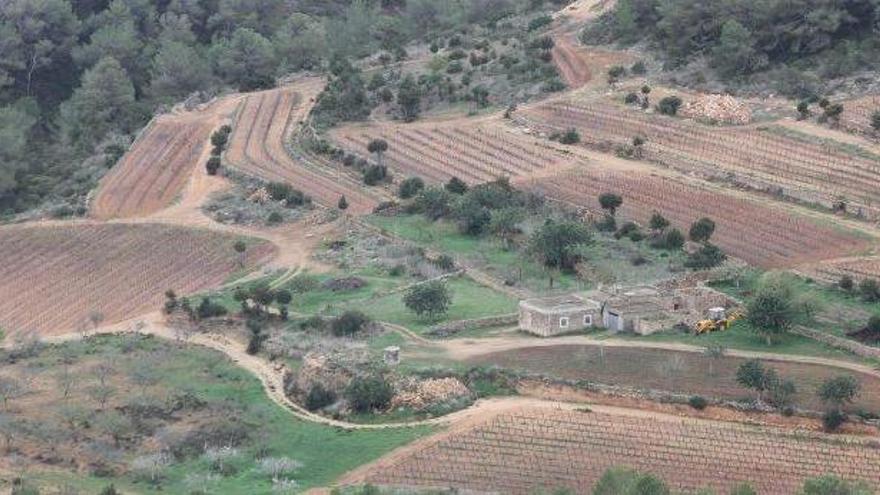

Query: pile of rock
<box><xmin>681</xmin><ymin>94</ymin><xmax>752</xmax><ymax>124</ymax></box>
<box><xmin>391</xmin><ymin>377</ymin><xmax>471</xmax><ymax>410</ymax></box>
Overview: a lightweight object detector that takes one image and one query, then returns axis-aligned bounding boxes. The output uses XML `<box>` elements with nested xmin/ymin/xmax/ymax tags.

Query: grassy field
<box><xmin>368</xmin><ymin>214</ymin><xmax>582</xmax><ymax>292</ymax></box>
<box><xmin>2</xmin><ymin>335</ymin><xmax>430</xmax><ymax>494</ymax></box>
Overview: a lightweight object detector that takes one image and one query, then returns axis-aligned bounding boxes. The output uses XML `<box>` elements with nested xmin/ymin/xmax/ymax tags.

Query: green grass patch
<box><xmin>13</xmin><ymin>335</ymin><xmax>432</xmax><ymax>494</ymax></box>
<box><xmin>343</xmin><ymin>276</ymin><xmax>518</xmax><ymax>335</ymax></box>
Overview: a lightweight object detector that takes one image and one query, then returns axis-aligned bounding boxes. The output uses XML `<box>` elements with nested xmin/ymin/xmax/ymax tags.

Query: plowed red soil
<box><xmin>226</xmin><ymin>82</ymin><xmax>379</xmax><ymax>214</ymax></box>
<box><xmin>520</xmin><ymin>167</ymin><xmax>870</xmax><ymax>268</ymax></box>
<box><xmin>91</xmin><ymin>118</ymin><xmax>213</xmax><ymax>219</ymax></box>
<box><xmin>0</xmin><ymin>222</ymin><xmax>276</xmax><ymax>336</ymax></box>
<box><xmin>358</xmin><ymin>406</ymin><xmax>880</xmax><ymax>494</ymax></box>
<box><xmin>331</xmin><ymin>120</ymin><xmax>574</xmax><ymax>185</ymax></box>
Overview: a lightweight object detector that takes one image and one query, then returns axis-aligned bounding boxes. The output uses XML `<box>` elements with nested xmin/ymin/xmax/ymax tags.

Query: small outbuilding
<box><xmin>519</xmin><ymin>295</ymin><xmax>602</xmax><ymax>337</ymax></box>
<box><xmin>601</xmin><ymin>287</ymin><xmax>673</xmax><ymax>335</ymax></box>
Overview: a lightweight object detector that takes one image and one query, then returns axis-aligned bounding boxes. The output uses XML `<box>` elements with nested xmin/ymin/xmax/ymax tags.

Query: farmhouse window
<box><xmin>583</xmin><ymin>314</ymin><xmax>592</xmax><ymax>326</ymax></box>
<box><xmin>559</xmin><ymin>317</ymin><xmax>569</xmax><ymax>328</ymax></box>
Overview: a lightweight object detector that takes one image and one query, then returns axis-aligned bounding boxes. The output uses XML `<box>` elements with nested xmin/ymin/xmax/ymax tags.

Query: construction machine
<box><xmin>695</xmin><ymin>307</ymin><xmax>743</xmax><ymax>335</ymax></box>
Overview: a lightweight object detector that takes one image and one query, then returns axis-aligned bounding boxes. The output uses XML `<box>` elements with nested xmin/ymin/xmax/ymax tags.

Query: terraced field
<box><xmin>91</xmin><ymin>118</ymin><xmax>213</xmax><ymax>219</ymax></box>
<box><xmin>840</xmin><ymin>95</ymin><xmax>880</xmax><ymax>135</ymax></box>
<box><xmin>331</xmin><ymin>121</ymin><xmax>572</xmax><ymax>185</ymax></box>
<box><xmin>226</xmin><ymin>83</ymin><xmax>379</xmax><ymax>214</ymax></box>
<box><xmin>361</xmin><ymin>407</ymin><xmax>880</xmax><ymax>494</ymax></box>
<box><xmin>519</xmin><ymin>99</ymin><xmax>880</xmax><ymax>219</ymax></box>
<box><xmin>0</xmin><ymin>223</ymin><xmax>276</xmax><ymax>336</ymax></box>
<box><xmin>520</xmin><ymin>168</ymin><xmax>869</xmax><ymax>268</ymax></box>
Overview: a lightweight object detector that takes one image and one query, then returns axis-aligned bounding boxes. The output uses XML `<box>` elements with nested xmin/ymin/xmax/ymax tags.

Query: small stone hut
<box><xmin>519</xmin><ymin>295</ymin><xmax>602</xmax><ymax>337</ymax></box>
<box><xmin>601</xmin><ymin>287</ymin><xmax>673</xmax><ymax>335</ymax></box>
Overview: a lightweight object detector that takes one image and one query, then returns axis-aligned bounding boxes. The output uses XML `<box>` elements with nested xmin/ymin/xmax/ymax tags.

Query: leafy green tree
<box><xmin>73</xmin><ymin>15</ymin><xmax>147</xmax><ymax>88</ymax></box>
<box><xmin>649</xmin><ymin>212</ymin><xmax>669</xmax><ymax>231</ymax></box>
<box><xmin>273</xmin><ymin>14</ymin><xmax>325</xmax><ymax>71</ymax></box>
<box><xmin>736</xmin><ymin>359</ymin><xmax>775</xmax><ymax>402</ymax></box>
<box><xmin>345</xmin><ymin>374</ymin><xmax>393</xmax><ymax>413</ymax></box>
<box><xmin>150</xmin><ymin>40</ymin><xmax>213</xmax><ymax>100</ymax></box>
<box><xmin>684</xmin><ymin>243</ymin><xmax>726</xmax><ymax>269</ymax></box>
<box><xmin>60</xmin><ymin>57</ymin><xmax>137</xmax><ymax>147</ymax></box>
<box><xmin>331</xmin><ymin>310</ymin><xmax>370</xmax><ymax>337</ymax></box>
<box><xmin>211</xmin><ymin>27</ymin><xmax>277</xmax><ymax>90</ymax></box>
<box><xmin>413</xmin><ymin>186</ymin><xmax>453</xmax><ymax>220</ymax></box>
<box><xmin>712</xmin><ymin>20</ymin><xmax>766</xmax><ymax>78</ymax></box>
<box><xmin>337</xmin><ymin>195</ymin><xmax>348</xmax><ymax>211</ymax></box>
<box><xmin>0</xmin><ymin>0</ymin><xmax>80</xmax><ymax>97</ymax></box>
<box><xmin>403</xmin><ymin>280</ymin><xmax>452</xmax><ymax>319</ymax></box>
<box><xmin>397</xmin><ymin>73</ymin><xmax>421</xmax><ymax>122</ymax></box>
<box><xmin>529</xmin><ymin>219</ymin><xmax>592</xmax><ymax>272</ymax></box>
<box><xmin>656</xmin><ymin>96</ymin><xmax>682</xmax><ymax>116</ymax></box>
<box><xmin>689</xmin><ymin>217</ymin><xmax>716</xmax><ymax>243</ymax></box>
<box><xmin>746</xmin><ymin>279</ymin><xmax>797</xmax><ymax>345</ymax></box>
<box><xmin>490</xmin><ymin>207</ymin><xmax>524</xmax><ymax>248</ymax></box>
<box><xmin>454</xmin><ymin>195</ymin><xmax>491</xmax><ymax>236</ymax></box>
<box><xmin>472</xmin><ymin>85</ymin><xmax>489</xmax><ymax>108</ymax></box>
<box><xmin>818</xmin><ymin>375</ymin><xmax>860</xmax><ymax>411</ymax></box>
<box><xmin>598</xmin><ymin>193</ymin><xmax>623</xmax><ymax>216</ymax></box>
<box><xmin>445</xmin><ymin>177</ymin><xmax>469</xmax><ymax>195</ymax></box>
<box><xmin>872</xmin><ymin>111</ymin><xmax>880</xmax><ymax>133</ymax></box>
<box><xmin>858</xmin><ymin>278</ymin><xmax>880</xmax><ymax>302</ymax></box>
<box><xmin>367</xmin><ymin>138</ymin><xmax>388</xmax><ymax>166</ymax></box>
<box><xmin>0</xmin><ymin>103</ymin><xmax>37</xmax><ymax>196</ymax></box>
<box><xmin>398</xmin><ymin>177</ymin><xmax>425</xmax><ymax>199</ymax></box>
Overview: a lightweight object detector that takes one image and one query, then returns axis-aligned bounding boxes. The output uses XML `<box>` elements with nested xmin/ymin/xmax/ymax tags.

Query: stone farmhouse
<box><xmin>519</xmin><ymin>285</ymin><xmax>734</xmax><ymax>337</ymax></box>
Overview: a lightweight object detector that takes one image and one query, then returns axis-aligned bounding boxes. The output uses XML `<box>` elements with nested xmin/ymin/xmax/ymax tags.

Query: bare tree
<box><xmin>55</xmin><ymin>366</ymin><xmax>77</xmax><ymax>402</ymax></box>
<box><xmin>91</xmin><ymin>362</ymin><xmax>115</xmax><ymax>387</ymax></box>
<box><xmin>87</xmin><ymin>384</ymin><xmax>115</xmax><ymax>410</ymax></box>
<box><xmin>0</xmin><ymin>377</ymin><xmax>27</xmax><ymax>411</ymax></box>
<box><xmin>89</xmin><ymin>311</ymin><xmax>105</xmax><ymax>331</ymax></box>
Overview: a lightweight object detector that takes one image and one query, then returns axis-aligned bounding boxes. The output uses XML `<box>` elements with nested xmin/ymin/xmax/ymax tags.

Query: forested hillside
<box><xmin>585</xmin><ymin>0</ymin><xmax>880</xmax><ymax>96</ymax></box>
<box><xmin>0</xmin><ymin>0</ymin><xmax>563</xmax><ymax>216</ymax></box>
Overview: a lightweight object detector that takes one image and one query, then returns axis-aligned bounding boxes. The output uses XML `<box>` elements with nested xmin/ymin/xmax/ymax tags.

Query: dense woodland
<box><xmin>586</xmin><ymin>0</ymin><xmax>880</xmax><ymax>95</ymax></box>
<box><xmin>0</xmin><ymin>0</ymin><xmax>564</xmax><ymax>215</ymax></box>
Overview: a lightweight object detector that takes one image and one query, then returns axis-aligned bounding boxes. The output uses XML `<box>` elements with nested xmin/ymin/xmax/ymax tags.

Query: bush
<box><xmin>630</xmin><ymin>61</ymin><xmax>647</xmax><ymax>75</ymax></box>
<box><xmin>305</xmin><ymin>384</ymin><xmax>336</xmax><ymax>411</ymax></box>
<box><xmin>558</xmin><ymin>128</ymin><xmax>581</xmax><ymax>144</ymax></box>
<box><xmin>688</xmin><ymin>396</ymin><xmax>708</xmax><ymax>410</ymax></box>
<box><xmin>431</xmin><ymin>254</ymin><xmax>456</xmax><ymax>271</ymax></box>
<box><xmin>624</xmin><ymin>92</ymin><xmax>640</xmax><ymax>104</ymax></box>
<box><xmin>684</xmin><ymin>243</ymin><xmax>726</xmax><ymax>269</ymax></box>
<box><xmin>615</xmin><ymin>221</ymin><xmax>643</xmax><ymax>241</ymax></box>
<box><xmin>205</xmin><ymin>156</ymin><xmax>222</xmax><ymax>175</ymax></box>
<box><xmin>266</xmin><ymin>211</ymin><xmax>283</xmax><ymax>225</ymax></box>
<box><xmin>652</xmin><ymin>227</ymin><xmax>684</xmax><ymax>250</ymax></box>
<box><xmin>345</xmin><ymin>375</ymin><xmax>394</xmax><ymax>413</ymax></box>
<box><xmin>838</xmin><ymin>275</ymin><xmax>854</xmax><ymax>292</ymax></box>
<box><xmin>657</xmin><ymin>96</ymin><xmax>683</xmax><ymax>116</ymax></box>
<box><xmin>858</xmin><ymin>278</ymin><xmax>880</xmax><ymax>302</ymax></box>
<box><xmin>595</xmin><ymin>214</ymin><xmax>617</xmax><ymax>232</ymax></box>
<box><xmin>445</xmin><ymin>177</ymin><xmax>469</xmax><ymax>195</ymax></box>
<box><xmin>822</xmin><ymin>409</ymin><xmax>847</xmax><ymax>431</ymax></box>
<box><xmin>398</xmin><ymin>177</ymin><xmax>425</xmax><ymax>199</ymax></box>
<box><xmin>197</xmin><ymin>298</ymin><xmax>228</xmax><ymax>319</ymax></box>
<box><xmin>528</xmin><ymin>15</ymin><xmax>553</xmax><ymax>31</ymax></box>
<box><xmin>331</xmin><ymin>310</ymin><xmax>371</xmax><ymax>337</ymax></box>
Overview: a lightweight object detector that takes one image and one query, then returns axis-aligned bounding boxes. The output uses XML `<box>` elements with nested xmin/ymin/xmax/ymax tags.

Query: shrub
<box><xmin>266</xmin><ymin>211</ymin><xmax>283</xmax><ymax>225</ymax></box>
<box><xmin>446</xmin><ymin>177</ymin><xmax>469</xmax><ymax>195</ymax></box>
<box><xmin>345</xmin><ymin>375</ymin><xmax>393</xmax><ymax>413</ymax></box>
<box><xmin>630</xmin><ymin>60</ymin><xmax>647</xmax><ymax>75</ymax></box>
<box><xmin>528</xmin><ymin>15</ymin><xmax>553</xmax><ymax>31</ymax></box>
<box><xmin>431</xmin><ymin>254</ymin><xmax>456</xmax><ymax>271</ymax></box>
<box><xmin>624</xmin><ymin>92</ymin><xmax>639</xmax><ymax>104</ymax></box>
<box><xmin>331</xmin><ymin>310</ymin><xmax>371</xmax><ymax>337</ymax></box>
<box><xmin>404</xmin><ymin>280</ymin><xmax>452</xmax><ymax>319</ymax></box>
<box><xmin>595</xmin><ymin>214</ymin><xmax>617</xmax><ymax>232</ymax></box>
<box><xmin>858</xmin><ymin>278</ymin><xmax>880</xmax><ymax>302</ymax></box>
<box><xmin>822</xmin><ymin>409</ymin><xmax>847</xmax><ymax>431</ymax></box>
<box><xmin>206</xmin><ymin>156</ymin><xmax>222</xmax><ymax>175</ymax></box>
<box><xmin>652</xmin><ymin>227</ymin><xmax>686</xmax><ymax>251</ymax></box>
<box><xmin>838</xmin><ymin>275</ymin><xmax>854</xmax><ymax>292</ymax></box>
<box><xmin>607</xmin><ymin>65</ymin><xmax>626</xmax><ymax>84</ymax></box>
<box><xmin>615</xmin><ymin>221</ymin><xmax>642</xmax><ymax>241</ymax></box>
<box><xmin>363</xmin><ymin>165</ymin><xmax>389</xmax><ymax>186</ymax></box>
<box><xmin>657</xmin><ymin>96</ymin><xmax>683</xmax><ymax>116</ymax></box>
<box><xmin>398</xmin><ymin>177</ymin><xmax>425</xmax><ymax>199</ymax></box>
<box><xmin>684</xmin><ymin>243</ymin><xmax>726</xmax><ymax>269</ymax></box>
<box><xmin>558</xmin><ymin>128</ymin><xmax>581</xmax><ymax>145</ymax></box>
<box><xmin>196</xmin><ymin>298</ymin><xmax>228</xmax><ymax>319</ymax></box>
<box><xmin>688</xmin><ymin>396</ymin><xmax>708</xmax><ymax>410</ymax></box>
<box><xmin>305</xmin><ymin>384</ymin><xmax>336</xmax><ymax>411</ymax></box>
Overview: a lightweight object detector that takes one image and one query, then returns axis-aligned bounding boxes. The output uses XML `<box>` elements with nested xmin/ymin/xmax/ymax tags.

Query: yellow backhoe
<box><xmin>695</xmin><ymin>308</ymin><xmax>743</xmax><ymax>335</ymax></box>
